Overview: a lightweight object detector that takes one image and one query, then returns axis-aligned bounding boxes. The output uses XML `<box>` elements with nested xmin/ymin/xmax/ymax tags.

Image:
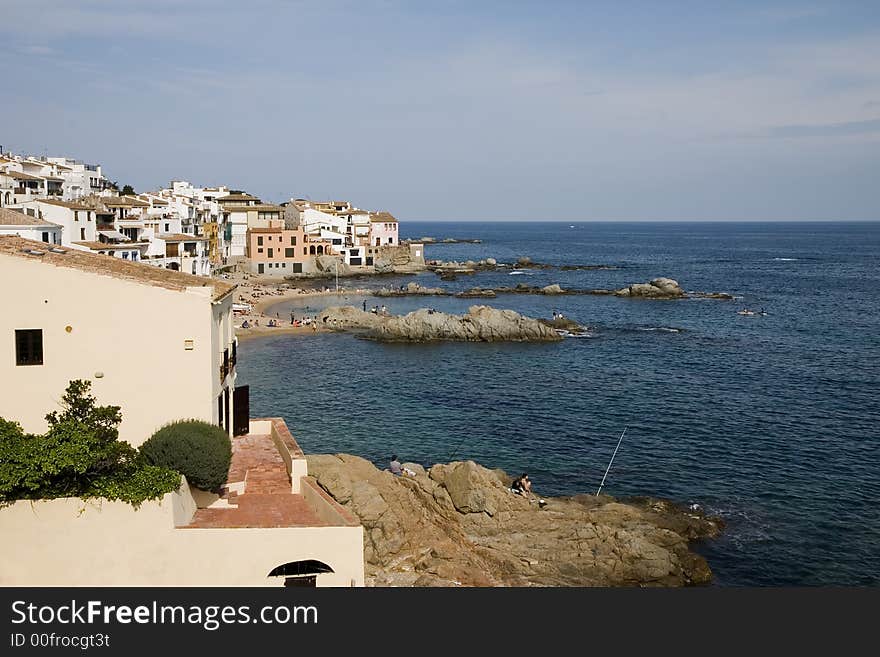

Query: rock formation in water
<box><xmin>318</xmin><ymin>305</ymin><xmax>563</xmax><ymax>342</ymax></box>
<box><xmin>306</xmin><ymin>455</ymin><xmax>723</xmax><ymax>587</ymax></box>
<box><xmin>614</xmin><ymin>277</ymin><xmax>687</xmax><ymax>298</ymax></box>
<box><xmin>584</xmin><ymin>278</ymin><xmax>733</xmax><ymax>300</ymax></box>
<box><xmin>375</xmin><ymin>282</ymin><xmax>449</xmax><ymax>297</ymax></box>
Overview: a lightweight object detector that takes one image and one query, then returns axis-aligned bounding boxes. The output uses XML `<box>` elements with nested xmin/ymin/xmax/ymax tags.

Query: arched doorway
<box><xmin>316</xmin><ymin>245</ymin><xmax>324</xmax><ymax>255</ymax></box>
<box><xmin>309</xmin><ymin>245</ymin><xmax>316</xmax><ymax>255</ymax></box>
<box><xmin>167</xmin><ymin>262</ymin><xmax>180</xmax><ymax>271</ymax></box>
<box><xmin>268</xmin><ymin>560</ymin><xmax>334</xmax><ymax>588</ymax></box>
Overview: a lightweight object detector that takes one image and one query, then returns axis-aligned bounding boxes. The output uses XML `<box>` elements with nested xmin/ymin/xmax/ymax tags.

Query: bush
<box><xmin>140</xmin><ymin>420</ymin><xmax>232</xmax><ymax>491</ymax></box>
<box><xmin>0</xmin><ymin>380</ymin><xmax>180</xmax><ymax>507</ymax></box>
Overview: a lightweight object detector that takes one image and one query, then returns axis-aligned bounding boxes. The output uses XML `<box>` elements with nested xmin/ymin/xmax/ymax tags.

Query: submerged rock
<box><xmin>306</xmin><ymin>455</ymin><xmax>724</xmax><ymax>587</ymax></box>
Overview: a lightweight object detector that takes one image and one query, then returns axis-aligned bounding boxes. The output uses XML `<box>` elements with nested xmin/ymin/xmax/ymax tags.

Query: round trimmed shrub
<box><xmin>140</xmin><ymin>420</ymin><xmax>232</xmax><ymax>491</ymax></box>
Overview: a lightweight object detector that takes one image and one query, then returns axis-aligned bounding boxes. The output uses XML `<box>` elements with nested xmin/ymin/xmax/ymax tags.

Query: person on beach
<box><xmin>363</xmin><ymin>300</ymin><xmax>367</xmax><ymax>312</ymax></box>
<box><xmin>389</xmin><ymin>455</ymin><xmax>403</xmax><ymax>476</ymax></box>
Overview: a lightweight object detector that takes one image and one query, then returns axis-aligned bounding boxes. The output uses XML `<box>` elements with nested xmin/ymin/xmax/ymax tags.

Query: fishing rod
<box><xmin>446</xmin><ymin>432</ymin><xmax>470</xmax><ymax>462</ymax></box>
<box><xmin>596</xmin><ymin>426</ymin><xmax>627</xmax><ymax>496</ymax></box>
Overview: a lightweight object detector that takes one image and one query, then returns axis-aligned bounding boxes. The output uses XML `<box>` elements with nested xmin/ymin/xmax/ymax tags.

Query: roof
<box><xmin>103</xmin><ymin>196</ymin><xmax>150</xmax><ymax>208</ymax></box>
<box><xmin>158</xmin><ymin>233</ymin><xmax>208</xmax><ymax>242</ymax></box>
<box><xmin>371</xmin><ymin>211</ymin><xmax>398</xmax><ymax>223</ymax></box>
<box><xmin>0</xmin><ymin>207</ymin><xmax>61</xmax><ymax>227</ymax></box>
<box><xmin>222</xmin><ymin>204</ymin><xmax>284</xmax><ymax>214</ymax></box>
<box><xmin>2</xmin><ymin>170</ymin><xmax>44</xmax><ymax>181</ymax></box>
<box><xmin>219</xmin><ymin>193</ymin><xmax>260</xmax><ymax>203</ymax></box>
<box><xmin>33</xmin><ymin>199</ymin><xmax>94</xmax><ymax>211</ymax></box>
<box><xmin>72</xmin><ymin>241</ymin><xmax>139</xmax><ymax>251</ymax></box>
<box><xmin>0</xmin><ymin>235</ymin><xmax>235</xmax><ymax>300</ymax></box>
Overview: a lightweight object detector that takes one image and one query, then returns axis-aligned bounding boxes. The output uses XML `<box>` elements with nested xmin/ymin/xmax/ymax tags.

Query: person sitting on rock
<box><xmin>389</xmin><ymin>455</ymin><xmax>403</xmax><ymax>476</ymax></box>
<box><xmin>511</xmin><ymin>473</ymin><xmax>532</xmax><ymax>498</ymax></box>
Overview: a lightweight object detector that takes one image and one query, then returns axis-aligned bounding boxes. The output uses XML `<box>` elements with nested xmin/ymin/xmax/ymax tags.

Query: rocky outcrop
<box><xmin>584</xmin><ymin>278</ymin><xmax>733</xmax><ymax>300</ymax></box>
<box><xmin>315</xmin><ymin>255</ymin><xmax>351</xmax><ymax>276</ymax></box>
<box><xmin>455</xmin><ymin>288</ymin><xmax>497</xmax><ymax>298</ymax></box>
<box><xmin>615</xmin><ymin>277</ymin><xmax>686</xmax><ymax>298</ymax></box>
<box><xmin>318</xmin><ymin>305</ymin><xmax>563</xmax><ymax>342</ymax></box>
<box><xmin>404</xmin><ymin>237</ymin><xmax>483</xmax><ymax>244</ymax></box>
<box><xmin>306</xmin><ymin>455</ymin><xmax>723</xmax><ymax>587</ymax></box>
<box><xmin>374</xmin><ymin>244</ymin><xmax>426</xmax><ymax>274</ymax></box>
<box><xmin>375</xmin><ymin>282</ymin><xmax>449</xmax><ymax>297</ymax></box>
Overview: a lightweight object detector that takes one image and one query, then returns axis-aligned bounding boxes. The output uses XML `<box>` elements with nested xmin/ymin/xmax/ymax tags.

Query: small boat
<box><xmin>737</xmin><ymin>309</ymin><xmax>755</xmax><ymax>316</ymax></box>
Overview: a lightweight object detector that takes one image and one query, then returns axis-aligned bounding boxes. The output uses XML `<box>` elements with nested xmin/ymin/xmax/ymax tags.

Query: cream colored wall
<box><xmin>211</xmin><ymin>294</ymin><xmax>236</xmax><ymax>435</ymax></box>
<box><xmin>0</xmin><ymin>255</ymin><xmax>222</xmax><ymax>446</ymax></box>
<box><xmin>0</xmin><ymin>490</ymin><xmax>365</xmax><ymax>587</ymax></box>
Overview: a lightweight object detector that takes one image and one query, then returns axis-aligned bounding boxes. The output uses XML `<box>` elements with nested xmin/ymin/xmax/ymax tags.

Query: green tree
<box><xmin>120</xmin><ymin>184</ymin><xmax>136</xmax><ymax>195</ymax></box>
<box><xmin>0</xmin><ymin>380</ymin><xmax>180</xmax><ymax>506</ymax></box>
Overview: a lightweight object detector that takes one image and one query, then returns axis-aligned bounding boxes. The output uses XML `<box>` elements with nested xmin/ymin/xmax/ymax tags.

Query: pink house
<box><xmin>369</xmin><ymin>212</ymin><xmax>399</xmax><ymax>247</ymax></box>
<box><xmin>247</xmin><ymin>227</ymin><xmax>335</xmax><ymax>275</ymax></box>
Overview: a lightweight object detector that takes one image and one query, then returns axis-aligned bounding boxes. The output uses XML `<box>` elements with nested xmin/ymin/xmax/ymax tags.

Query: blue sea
<box><xmin>237</xmin><ymin>221</ymin><xmax>880</xmax><ymax>586</ymax></box>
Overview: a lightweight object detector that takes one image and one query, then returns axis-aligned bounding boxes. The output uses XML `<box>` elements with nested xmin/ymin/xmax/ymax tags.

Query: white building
<box><xmin>0</xmin><ymin>234</ymin><xmax>238</xmax><ymax>444</ymax></box>
<box><xmin>0</xmin><ymin>207</ymin><xmax>62</xmax><ymax>245</ymax></box>
<box><xmin>21</xmin><ymin>199</ymin><xmax>100</xmax><ymax>246</ymax></box>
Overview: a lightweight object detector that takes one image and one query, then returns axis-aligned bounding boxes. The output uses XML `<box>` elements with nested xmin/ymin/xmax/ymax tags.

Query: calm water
<box><xmin>238</xmin><ymin>221</ymin><xmax>880</xmax><ymax>586</ymax></box>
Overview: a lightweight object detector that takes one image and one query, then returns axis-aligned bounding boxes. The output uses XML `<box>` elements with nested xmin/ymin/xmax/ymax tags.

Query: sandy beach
<box><xmin>224</xmin><ymin>271</ymin><xmax>371</xmax><ymax>340</ymax></box>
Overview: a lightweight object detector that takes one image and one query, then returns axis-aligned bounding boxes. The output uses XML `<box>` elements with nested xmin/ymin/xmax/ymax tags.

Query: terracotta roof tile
<box><xmin>0</xmin><ymin>207</ymin><xmax>61</xmax><ymax>227</ymax></box>
<box><xmin>0</xmin><ymin>235</ymin><xmax>234</xmax><ymax>300</ymax></box>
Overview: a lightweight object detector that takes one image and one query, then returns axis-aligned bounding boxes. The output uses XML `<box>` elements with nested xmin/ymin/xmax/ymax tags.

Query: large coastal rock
<box><xmin>374</xmin><ymin>245</ymin><xmax>425</xmax><ymax>274</ymax></box>
<box><xmin>315</xmin><ymin>255</ymin><xmax>351</xmax><ymax>276</ymax></box>
<box><xmin>306</xmin><ymin>455</ymin><xmax>723</xmax><ymax>587</ymax></box>
<box><xmin>319</xmin><ymin>305</ymin><xmax>563</xmax><ymax>342</ymax></box>
<box><xmin>615</xmin><ymin>277</ymin><xmax>686</xmax><ymax>298</ymax></box>
<box><xmin>375</xmin><ymin>282</ymin><xmax>448</xmax><ymax>297</ymax></box>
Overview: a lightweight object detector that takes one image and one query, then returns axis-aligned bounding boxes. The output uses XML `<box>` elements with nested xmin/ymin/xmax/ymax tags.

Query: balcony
<box><xmin>220</xmin><ymin>348</ymin><xmax>230</xmax><ymax>382</ymax></box>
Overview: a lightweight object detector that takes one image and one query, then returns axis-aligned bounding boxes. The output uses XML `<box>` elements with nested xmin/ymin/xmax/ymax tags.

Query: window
<box><xmin>80</xmin><ymin>228</ymin><xmax>85</xmax><ymax>240</ymax></box>
<box><xmin>74</xmin><ymin>211</ymin><xmax>79</xmax><ymax>222</ymax></box>
<box><xmin>164</xmin><ymin>224</ymin><xmax>170</xmax><ymax>232</ymax></box>
<box><xmin>303</xmin><ymin>247</ymin><xmax>306</xmax><ymax>255</ymax></box>
<box><xmin>257</xmin><ymin>236</ymin><xmax>263</xmax><ymax>246</ymax></box>
<box><xmin>257</xmin><ymin>248</ymin><xmax>263</xmax><ymax>254</ymax></box>
<box><xmin>268</xmin><ymin>248</ymin><xmax>274</xmax><ymax>258</ymax></box>
<box><xmin>285</xmin><ymin>248</ymin><xmax>295</xmax><ymax>258</ymax></box>
<box><xmin>15</xmin><ymin>329</ymin><xmax>43</xmax><ymax>366</ymax></box>
<box><xmin>293</xmin><ymin>263</ymin><xmax>302</xmax><ymax>273</ymax></box>
<box><xmin>290</xmin><ymin>236</ymin><xmax>296</xmax><ymax>245</ymax></box>
<box><xmin>42</xmin><ymin>232</ymin><xmax>49</xmax><ymax>243</ymax></box>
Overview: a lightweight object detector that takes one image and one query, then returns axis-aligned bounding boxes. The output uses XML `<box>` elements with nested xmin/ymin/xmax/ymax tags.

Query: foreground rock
<box><xmin>319</xmin><ymin>305</ymin><xmax>563</xmax><ymax>342</ymax></box>
<box><xmin>306</xmin><ymin>455</ymin><xmax>723</xmax><ymax>587</ymax></box>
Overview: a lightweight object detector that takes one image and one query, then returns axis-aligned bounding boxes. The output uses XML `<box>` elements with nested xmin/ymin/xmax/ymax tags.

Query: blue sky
<box><xmin>2</xmin><ymin>1</ymin><xmax>879</xmax><ymax>220</ymax></box>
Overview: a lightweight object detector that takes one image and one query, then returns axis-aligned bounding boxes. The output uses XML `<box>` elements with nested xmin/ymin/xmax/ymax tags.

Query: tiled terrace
<box><xmin>185</xmin><ymin>432</ymin><xmax>328</xmax><ymax>529</ymax></box>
